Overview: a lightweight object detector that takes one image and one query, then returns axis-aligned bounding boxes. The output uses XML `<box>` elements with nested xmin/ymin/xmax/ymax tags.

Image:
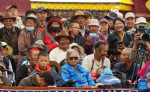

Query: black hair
<box><xmin>113</xmin><ymin>18</ymin><xmax>125</xmax><ymax>26</ymax></box>
<box><xmin>39</xmin><ymin>71</ymin><xmax>55</xmax><ymax>85</ymax></box>
<box><xmin>37</xmin><ymin>51</ymin><xmax>49</xmax><ymax>60</ymax></box>
<box><xmin>25</xmin><ymin>10</ymin><xmax>36</xmax><ymax>16</ymax></box>
<box><xmin>96</xmin><ymin>66</ymin><xmax>106</xmax><ymax>73</ymax></box>
<box><xmin>71</xmin><ymin>46</ymin><xmax>80</xmax><ymax>54</ymax></box>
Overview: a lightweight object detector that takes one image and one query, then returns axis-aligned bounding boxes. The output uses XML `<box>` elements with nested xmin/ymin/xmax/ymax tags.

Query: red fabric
<box><xmin>35</xmin><ymin>64</ymin><xmax>51</xmax><ymax>73</ymax></box>
<box><xmin>94</xmin><ymin>40</ymin><xmax>109</xmax><ymax>47</ymax></box>
<box><xmin>90</xmin><ymin>73</ymin><xmax>97</xmax><ymax>80</ymax></box>
<box><xmin>138</xmin><ymin>60</ymin><xmax>150</xmax><ymax>77</ymax></box>
<box><xmin>44</xmin><ymin>34</ymin><xmax>57</xmax><ymax>52</ymax></box>
<box><xmin>28</xmin><ymin>47</ymin><xmax>40</xmax><ymax>54</ymax></box>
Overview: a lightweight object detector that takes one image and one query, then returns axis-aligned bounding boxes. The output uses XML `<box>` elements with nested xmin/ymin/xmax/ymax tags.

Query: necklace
<box><xmin>95</xmin><ymin>59</ymin><xmax>101</xmax><ymax>67</ymax></box>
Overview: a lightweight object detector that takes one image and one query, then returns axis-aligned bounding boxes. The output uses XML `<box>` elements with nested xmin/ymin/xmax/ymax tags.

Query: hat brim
<box><xmin>46</xmin><ymin>16</ymin><xmax>60</xmax><ymax>22</ymax></box>
<box><xmin>54</xmin><ymin>35</ymin><xmax>73</xmax><ymax>43</ymax></box>
<box><xmin>49</xmin><ymin>61</ymin><xmax>61</xmax><ymax>76</ymax></box>
<box><xmin>71</xmin><ymin>15</ymin><xmax>89</xmax><ymax>22</ymax></box>
<box><xmin>0</xmin><ymin>17</ymin><xmax>16</xmax><ymax>22</ymax></box>
<box><xmin>70</xmin><ymin>44</ymin><xmax>84</xmax><ymax>56</ymax></box>
<box><xmin>135</xmin><ymin>21</ymin><xmax>147</xmax><ymax>24</ymax></box>
<box><xmin>22</xmin><ymin>16</ymin><xmax>40</xmax><ymax>28</ymax></box>
<box><xmin>104</xmin><ymin>16</ymin><xmax>115</xmax><ymax>20</ymax></box>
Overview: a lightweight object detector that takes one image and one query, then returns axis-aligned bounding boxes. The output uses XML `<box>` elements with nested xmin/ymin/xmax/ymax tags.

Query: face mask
<box><xmin>26</xmin><ymin>26</ymin><xmax>35</xmax><ymax>32</ymax></box>
<box><xmin>51</xmin><ymin>27</ymin><xmax>60</xmax><ymax>33</ymax></box>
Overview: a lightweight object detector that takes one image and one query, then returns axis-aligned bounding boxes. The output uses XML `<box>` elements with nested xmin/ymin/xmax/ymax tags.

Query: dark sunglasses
<box><xmin>68</xmin><ymin>57</ymin><xmax>78</xmax><ymax>60</ymax></box>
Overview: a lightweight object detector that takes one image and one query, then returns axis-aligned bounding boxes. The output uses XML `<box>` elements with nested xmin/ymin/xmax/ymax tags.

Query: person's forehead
<box><xmin>76</xmin><ymin>16</ymin><xmax>85</xmax><ymax>19</ymax></box>
<box><xmin>60</xmin><ymin>37</ymin><xmax>69</xmax><ymax>40</ymax></box>
<box><xmin>37</xmin><ymin>10</ymin><xmax>47</xmax><ymax>14</ymax></box>
<box><xmin>100</xmin><ymin>22</ymin><xmax>108</xmax><ymax>24</ymax></box>
<box><xmin>8</xmin><ymin>7</ymin><xmax>17</xmax><ymax>10</ymax></box>
<box><xmin>126</xmin><ymin>17</ymin><xmax>134</xmax><ymax>20</ymax></box>
<box><xmin>26</xmin><ymin>18</ymin><xmax>35</xmax><ymax>22</ymax></box>
<box><xmin>69</xmin><ymin>52</ymin><xmax>78</xmax><ymax>56</ymax></box>
<box><xmin>3</xmin><ymin>18</ymin><xmax>13</xmax><ymax>21</ymax></box>
<box><xmin>73</xmin><ymin>23</ymin><xmax>79</xmax><ymax>27</ymax></box>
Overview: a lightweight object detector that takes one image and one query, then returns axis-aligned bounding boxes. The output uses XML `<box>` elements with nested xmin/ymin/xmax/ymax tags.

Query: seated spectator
<box><xmin>0</xmin><ymin>41</ymin><xmax>15</xmax><ymax>86</ymax></box>
<box><xmin>30</xmin><ymin>52</ymin><xmax>65</xmax><ymax>87</ymax></box>
<box><xmin>44</xmin><ymin>17</ymin><xmax>63</xmax><ymax>52</ymax></box>
<box><xmin>69</xmin><ymin>22</ymin><xmax>85</xmax><ymax>48</ymax></box>
<box><xmin>18</xmin><ymin>71</ymin><xmax>55</xmax><ymax>87</ymax></box>
<box><xmin>114</xmin><ymin>48</ymin><xmax>139</xmax><ymax>81</ymax></box>
<box><xmin>84</xmin><ymin>19</ymin><xmax>105</xmax><ymax>55</ymax></box>
<box><xmin>61</xmin><ymin>49</ymin><xmax>96</xmax><ymax>87</ymax></box>
<box><xmin>82</xmin><ymin>40</ymin><xmax>110</xmax><ymax>73</ymax></box>
<box><xmin>60</xmin><ymin>43</ymin><xmax>84</xmax><ymax>66</ymax></box>
<box><xmin>25</xmin><ymin>10</ymin><xmax>36</xmax><ymax>16</ymax></box>
<box><xmin>2</xmin><ymin>42</ymin><xmax>16</xmax><ymax>73</ymax></box>
<box><xmin>49</xmin><ymin>30</ymin><xmax>73</xmax><ymax>63</ymax></box>
<box><xmin>99</xmin><ymin>18</ymin><xmax>110</xmax><ymax>40</ymax></box>
<box><xmin>16</xmin><ymin>47</ymin><xmax>40</xmax><ymax>86</ymax></box>
<box><xmin>18</xmin><ymin>14</ymin><xmax>42</xmax><ymax>59</ymax></box>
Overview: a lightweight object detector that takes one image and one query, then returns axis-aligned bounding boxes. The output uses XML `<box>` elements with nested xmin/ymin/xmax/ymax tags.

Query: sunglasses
<box><xmin>68</xmin><ymin>57</ymin><xmax>78</xmax><ymax>60</ymax></box>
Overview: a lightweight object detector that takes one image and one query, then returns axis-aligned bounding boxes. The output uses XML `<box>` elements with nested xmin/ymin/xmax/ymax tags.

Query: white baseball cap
<box><xmin>125</xmin><ymin>12</ymin><xmax>135</xmax><ymax>19</ymax></box>
<box><xmin>135</xmin><ymin>17</ymin><xmax>147</xmax><ymax>24</ymax></box>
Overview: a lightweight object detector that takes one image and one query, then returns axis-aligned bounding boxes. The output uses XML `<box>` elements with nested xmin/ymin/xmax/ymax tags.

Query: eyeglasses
<box><xmin>68</xmin><ymin>57</ymin><xmax>78</xmax><ymax>60</ymax></box>
<box><xmin>71</xmin><ymin>27</ymin><xmax>80</xmax><ymax>30</ymax></box>
<box><xmin>7</xmin><ymin>10</ymin><xmax>17</xmax><ymax>13</ymax></box>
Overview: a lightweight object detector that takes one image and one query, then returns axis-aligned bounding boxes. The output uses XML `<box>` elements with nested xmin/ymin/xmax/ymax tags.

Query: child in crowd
<box><xmin>29</xmin><ymin>51</ymin><xmax>65</xmax><ymax>87</ymax></box>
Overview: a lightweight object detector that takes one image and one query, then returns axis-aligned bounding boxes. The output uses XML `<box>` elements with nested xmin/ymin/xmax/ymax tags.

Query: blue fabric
<box><xmin>25</xmin><ymin>60</ymin><xmax>28</xmax><ymax>67</ymax></box>
<box><xmin>100</xmin><ymin>68</ymin><xmax>113</xmax><ymax>77</ymax></box>
<box><xmin>114</xmin><ymin>62</ymin><xmax>139</xmax><ymax>80</ymax></box>
<box><xmin>61</xmin><ymin>63</ymin><xmax>95</xmax><ymax>87</ymax></box>
<box><xmin>6</xmin><ymin>29</ymin><xmax>12</xmax><ymax>36</ymax></box>
<box><xmin>96</xmin><ymin>75</ymin><xmax>121</xmax><ymax>85</ymax></box>
<box><xmin>29</xmin><ymin>68</ymin><xmax>65</xmax><ymax>87</ymax></box>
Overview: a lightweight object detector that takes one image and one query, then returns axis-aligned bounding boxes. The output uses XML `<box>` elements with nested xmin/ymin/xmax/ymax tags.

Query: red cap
<box><xmin>6</xmin><ymin>5</ymin><xmax>17</xmax><ymax>11</ymax></box>
<box><xmin>99</xmin><ymin>18</ymin><xmax>108</xmax><ymax>24</ymax></box>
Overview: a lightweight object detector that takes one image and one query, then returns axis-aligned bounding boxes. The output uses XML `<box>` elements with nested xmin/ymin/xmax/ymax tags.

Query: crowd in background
<box><xmin>0</xmin><ymin>4</ymin><xmax>150</xmax><ymax>88</ymax></box>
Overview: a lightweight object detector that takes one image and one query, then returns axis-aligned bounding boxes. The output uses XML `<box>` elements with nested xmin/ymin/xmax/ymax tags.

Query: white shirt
<box><xmin>80</xmin><ymin>26</ymin><xmax>86</xmax><ymax>37</ymax></box>
<box><xmin>49</xmin><ymin>47</ymin><xmax>70</xmax><ymax>63</ymax></box>
<box><xmin>82</xmin><ymin>54</ymin><xmax>110</xmax><ymax>73</ymax></box>
<box><xmin>13</xmin><ymin>22</ymin><xmax>24</xmax><ymax>29</ymax></box>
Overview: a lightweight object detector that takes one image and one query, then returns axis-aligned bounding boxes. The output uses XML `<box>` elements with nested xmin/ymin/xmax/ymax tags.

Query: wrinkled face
<box><xmin>121</xmin><ymin>50</ymin><xmax>130</xmax><ymax>65</ymax></box>
<box><xmin>3</xmin><ymin>48</ymin><xmax>8</xmax><ymax>57</ymax></box>
<box><xmin>7</xmin><ymin>7</ymin><xmax>18</xmax><ymax>17</ymax></box>
<box><xmin>100</xmin><ymin>22</ymin><xmax>109</xmax><ymax>32</ymax></box>
<box><xmin>67</xmin><ymin>52</ymin><xmax>78</xmax><ymax>66</ymax></box>
<box><xmin>26</xmin><ymin>19</ymin><xmax>37</xmax><ymax>28</ymax></box>
<box><xmin>28</xmin><ymin>50</ymin><xmax>40</xmax><ymax>66</ymax></box>
<box><xmin>38</xmin><ymin>78</ymin><xmax>50</xmax><ymax>87</ymax></box>
<box><xmin>51</xmin><ymin>22</ymin><xmax>60</xmax><ymax>28</ymax></box>
<box><xmin>125</xmin><ymin>17</ymin><xmax>135</xmax><ymax>28</ymax></box>
<box><xmin>107</xmin><ymin>19</ymin><xmax>114</xmax><ymax>28</ymax></box>
<box><xmin>36</xmin><ymin>11</ymin><xmax>47</xmax><ymax>21</ymax></box>
<box><xmin>72</xmin><ymin>47</ymin><xmax>80</xmax><ymax>55</ymax></box>
<box><xmin>0</xmin><ymin>47</ymin><xmax>3</xmax><ymax>57</ymax></box>
<box><xmin>70</xmin><ymin>23</ymin><xmax>80</xmax><ymax>36</ymax></box>
<box><xmin>114</xmin><ymin>20</ymin><xmax>124</xmax><ymax>32</ymax></box>
<box><xmin>2</xmin><ymin>19</ymin><xmax>13</xmax><ymax>30</ymax></box>
<box><xmin>76</xmin><ymin>16</ymin><xmax>85</xmax><ymax>27</ymax></box>
<box><xmin>89</xmin><ymin>25</ymin><xmax>99</xmax><ymax>33</ymax></box>
<box><xmin>96</xmin><ymin>46</ymin><xmax>108</xmax><ymax>58</ymax></box>
<box><xmin>58</xmin><ymin>37</ymin><xmax>69</xmax><ymax>50</ymax></box>
<box><xmin>38</xmin><ymin>56</ymin><xmax>49</xmax><ymax>70</ymax></box>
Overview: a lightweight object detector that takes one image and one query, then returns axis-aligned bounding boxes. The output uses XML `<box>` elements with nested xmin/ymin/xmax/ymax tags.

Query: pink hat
<box><xmin>6</xmin><ymin>5</ymin><xmax>17</xmax><ymax>11</ymax></box>
<box><xmin>99</xmin><ymin>18</ymin><xmax>108</xmax><ymax>24</ymax></box>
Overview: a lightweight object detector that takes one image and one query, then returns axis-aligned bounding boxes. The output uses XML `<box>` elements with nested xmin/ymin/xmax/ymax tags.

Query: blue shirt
<box><xmin>5</xmin><ymin>28</ymin><xmax>12</xmax><ymax>36</ymax></box>
<box><xmin>61</xmin><ymin>63</ymin><xmax>95</xmax><ymax>87</ymax></box>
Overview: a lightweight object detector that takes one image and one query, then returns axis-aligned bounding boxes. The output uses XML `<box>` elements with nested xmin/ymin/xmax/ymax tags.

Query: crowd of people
<box><xmin>0</xmin><ymin>4</ymin><xmax>150</xmax><ymax>88</ymax></box>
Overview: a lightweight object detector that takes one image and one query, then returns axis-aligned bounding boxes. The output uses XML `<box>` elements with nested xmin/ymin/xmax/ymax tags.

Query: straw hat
<box><xmin>0</xmin><ymin>12</ymin><xmax>16</xmax><ymax>22</ymax></box>
<box><xmin>87</xmin><ymin>19</ymin><xmax>101</xmax><ymax>31</ymax></box>
<box><xmin>49</xmin><ymin>61</ymin><xmax>61</xmax><ymax>76</ymax></box>
<box><xmin>71</xmin><ymin>10</ymin><xmax>89</xmax><ymax>21</ymax></box>
<box><xmin>70</xmin><ymin>43</ymin><xmax>84</xmax><ymax>56</ymax></box>
<box><xmin>22</xmin><ymin>14</ymin><xmax>41</xmax><ymax>28</ymax></box>
<box><xmin>54</xmin><ymin>30</ymin><xmax>73</xmax><ymax>42</ymax></box>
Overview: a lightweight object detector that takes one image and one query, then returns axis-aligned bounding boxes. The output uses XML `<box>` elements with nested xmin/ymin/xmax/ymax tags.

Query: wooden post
<box><xmin>0</xmin><ymin>71</ymin><xmax>3</xmax><ymax>89</ymax></box>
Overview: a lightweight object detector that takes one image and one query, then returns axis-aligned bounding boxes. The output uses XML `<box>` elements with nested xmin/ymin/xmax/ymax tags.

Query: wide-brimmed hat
<box><xmin>54</xmin><ymin>30</ymin><xmax>73</xmax><ymax>42</ymax></box>
<box><xmin>6</xmin><ymin>5</ymin><xmax>17</xmax><ymax>11</ymax></box>
<box><xmin>70</xmin><ymin>43</ymin><xmax>84</xmax><ymax>56</ymax></box>
<box><xmin>46</xmin><ymin>12</ymin><xmax>59</xmax><ymax>22</ymax></box>
<box><xmin>87</xmin><ymin>19</ymin><xmax>101</xmax><ymax>31</ymax></box>
<box><xmin>71</xmin><ymin>10</ymin><xmax>89</xmax><ymax>22</ymax></box>
<box><xmin>49</xmin><ymin>61</ymin><xmax>61</xmax><ymax>76</ymax></box>
<box><xmin>22</xmin><ymin>14</ymin><xmax>41</xmax><ymax>28</ymax></box>
<box><xmin>104</xmin><ymin>12</ymin><xmax>118</xmax><ymax>20</ymax></box>
<box><xmin>135</xmin><ymin>17</ymin><xmax>147</xmax><ymax>24</ymax></box>
<box><xmin>0</xmin><ymin>12</ymin><xmax>16</xmax><ymax>22</ymax></box>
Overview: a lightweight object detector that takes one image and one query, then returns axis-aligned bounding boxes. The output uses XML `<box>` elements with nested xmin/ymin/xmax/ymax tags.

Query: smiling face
<box><xmin>26</xmin><ymin>19</ymin><xmax>37</xmax><ymax>28</ymax></box>
<box><xmin>28</xmin><ymin>50</ymin><xmax>40</xmax><ymax>66</ymax></box>
<box><xmin>114</xmin><ymin>20</ymin><xmax>124</xmax><ymax>32</ymax></box>
<box><xmin>96</xmin><ymin>45</ymin><xmax>108</xmax><ymax>59</ymax></box>
<box><xmin>58</xmin><ymin>37</ymin><xmax>69</xmax><ymax>50</ymax></box>
<box><xmin>89</xmin><ymin>25</ymin><xmax>99</xmax><ymax>33</ymax></box>
<box><xmin>125</xmin><ymin>17</ymin><xmax>135</xmax><ymax>29</ymax></box>
<box><xmin>2</xmin><ymin>19</ymin><xmax>13</xmax><ymax>30</ymax></box>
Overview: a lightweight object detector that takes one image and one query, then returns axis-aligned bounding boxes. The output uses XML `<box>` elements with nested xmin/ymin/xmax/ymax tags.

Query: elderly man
<box><xmin>125</xmin><ymin>12</ymin><xmax>135</xmax><ymax>33</ymax></box>
<box><xmin>16</xmin><ymin>47</ymin><xmax>40</xmax><ymax>86</ymax></box>
<box><xmin>0</xmin><ymin>12</ymin><xmax>21</xmax><ymax>61</ymax></box>
<box><xmin>18</xmin><ymin>14</ymin><xmax>42</xmax><ymax>60</ymax></box>
<box><xmin>114</xmin><ymin>48</ymin><xmax>139</xmax><ymax>81</ymax></box>
<box><xmin>36</xmin><ymin>7</ymin><xmax>47</xmax><ymax>38</ymax></box>
<box><xmin>82</xmin><ymin>40</ymin><xmax>110</xmax><ymax>73</ymax></box>
<box><xmin>71</xmin><ymin>10</ymin><xmax>89</xmax><ymax>37</ymax></box>
<box><xmin>49</xmin><ymin>30</ymin><xmax>73</xmax><ymax>63</ymax></box>
<box><xmin>6</xmin><ymin>5</ymin><xmax>24</xmax><ymax>29</ymax></box>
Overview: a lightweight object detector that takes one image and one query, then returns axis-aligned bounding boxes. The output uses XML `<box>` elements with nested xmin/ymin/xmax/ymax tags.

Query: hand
<box><xmin>117</xmin><ymin>44</ymin><xmax>125</xmax><ymax>50</ymax></box>
<box><xmin>10</xmin><ymin>82</ymin><xmax>12</xmax><ymax>87</ymax></box>
<box><xmin>96</xmin><ymin>38</ymin><xmax>100</xmax><ymax>41</ymax></box>
<box><xmin>82</xmin><ymin>84</ymin><xmax>90</xmax><ymax>88</ymax></box>
<box><xmin>134</xmin><ymin>33</ymin><xmax>140</xmax><ymax>44</ymax></box>
<box><xmin>117</xmin><ymin>49</ymin><xmax>122</xmax><ymax>53</ymax></box>
<box><xmin>143</xmin><ymin>41</ymin><xmax>150</xmax><ymax>51</ymax></box>
<box><xmin>63</xmin><ymin>27</ymin><xmax>68</xmax><ymax>33</ymax></box>
<box><xmin>91</xmin><ymin>86</ymin><xmax>96</xmax><ymax>88</ymax></box>
<box><xmin>86</xmin><ymin>36</ymin><xmax>92</xmax><ymax>42</ymax></box>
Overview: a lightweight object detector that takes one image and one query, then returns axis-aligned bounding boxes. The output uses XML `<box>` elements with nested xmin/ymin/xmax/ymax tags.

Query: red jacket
<box><xmin>44</xmin><ymin>33</ymin><xmax>57</xmax><ymax>52</ymax></box>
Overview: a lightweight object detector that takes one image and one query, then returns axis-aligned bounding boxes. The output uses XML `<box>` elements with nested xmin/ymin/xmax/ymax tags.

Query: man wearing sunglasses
<box><xmin>82</xmin><ymin>40</ymin><xmax>110</xmax><ymax>73</ymax></box>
